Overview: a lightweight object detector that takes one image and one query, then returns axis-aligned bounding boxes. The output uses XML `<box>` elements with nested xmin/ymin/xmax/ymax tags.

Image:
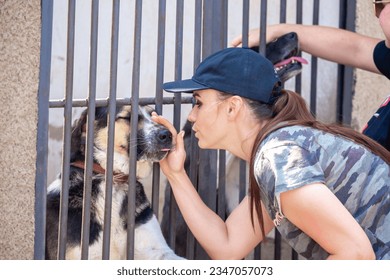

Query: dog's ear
<box><xmin>70</xmin><ymin>109</ymin><xmax>88</xmax><ymax>161</ymax></box>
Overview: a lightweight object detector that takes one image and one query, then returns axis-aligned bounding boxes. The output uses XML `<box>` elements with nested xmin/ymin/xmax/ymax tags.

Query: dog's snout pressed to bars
<box><xmin>157</xmin><ymin>129</ymin><xmax>172</xmax><ymax>144</ymax></box>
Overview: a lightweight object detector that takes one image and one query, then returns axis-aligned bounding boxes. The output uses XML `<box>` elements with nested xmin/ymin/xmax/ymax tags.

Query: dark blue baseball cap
<box><xmin>163</xmin><ymin>47</ymin><xmax>281</xmax><ymax>104</ymax></box>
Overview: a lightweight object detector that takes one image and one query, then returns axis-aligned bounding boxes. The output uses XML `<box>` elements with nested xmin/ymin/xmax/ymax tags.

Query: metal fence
<box><xmin>35</xmin><ymin>0</ymin><xmax>356</xmax><ymax>260</ymax></box>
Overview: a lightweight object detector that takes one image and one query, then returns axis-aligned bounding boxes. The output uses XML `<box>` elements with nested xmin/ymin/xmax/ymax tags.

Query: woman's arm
<box><xmin>170</xmin><ymin>175</ymin><xmax>273</xmax><ymax>259</ymax></box>
<box><xmin>231</xmin><ymin>24</ymin><xmax>381</xmax><ymax>74</ymax></box>
<box><xmin>280</xmin><ymin>183</ymin><xmax>376</xmax><ymax>260</ymax></box>
<box><xmin>152</xmin><ymin>113</ymin><xmax>274</xmax><ymax>259</ymax></box>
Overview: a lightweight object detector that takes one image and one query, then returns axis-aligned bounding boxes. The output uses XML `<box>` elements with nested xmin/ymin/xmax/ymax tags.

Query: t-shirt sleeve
<box><xmin>256</xmin><ymin>143</ymin><xmax>325</xmax><ymax>212</ymax></box>
<box><xmin>373</xmin><ymin>40</ymin><xmax>390</xmax><ymax>80</ymax></box>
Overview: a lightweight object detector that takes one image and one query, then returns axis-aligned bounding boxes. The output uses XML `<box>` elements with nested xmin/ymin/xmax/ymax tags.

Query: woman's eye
<box><xmin>195</xmin><ymin>100</ymin><xmax>202</xmax><ymax>107</ymax></box>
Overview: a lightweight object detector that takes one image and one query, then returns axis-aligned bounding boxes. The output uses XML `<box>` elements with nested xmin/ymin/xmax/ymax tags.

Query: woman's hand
<box><xmin>151</xmin><ymin>112</ymin><xmax>186</xmax><ymax>178</ymax></box>
<box><xmin>230</xmin><ymin>26</ymin><xmax>283</xmax><ymax>48</ymax></box>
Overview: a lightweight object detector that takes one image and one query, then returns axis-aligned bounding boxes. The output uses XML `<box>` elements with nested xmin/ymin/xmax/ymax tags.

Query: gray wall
<box><xmin>0</xmin><ymin>0</ymin><xmax>40</xmax><ymax>259</ymax></box>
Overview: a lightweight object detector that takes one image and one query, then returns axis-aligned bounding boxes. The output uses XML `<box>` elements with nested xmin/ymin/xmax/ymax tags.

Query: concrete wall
<box><xmin>353</xmin><ymin>1</ymin><xmax>390</xmax><ymax>131</ymax></box>
<box><xmin>0</xmin><ymin>0</ymin><xmax>40</xmax><ymax>259</ymax></box>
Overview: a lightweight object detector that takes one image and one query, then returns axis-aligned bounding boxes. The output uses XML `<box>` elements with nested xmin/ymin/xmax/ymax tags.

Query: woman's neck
<box><xmin>227</xmin><ymin>119</ymin><xmax>265</xmax><ymax>162</ymax></box>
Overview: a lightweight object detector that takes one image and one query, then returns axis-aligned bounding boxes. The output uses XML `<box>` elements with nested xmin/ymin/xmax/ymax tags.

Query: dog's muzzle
<box><xmin>137</xmin><ymin>126</ymin><xmax>173</xmax><ymax>162</ymax></box>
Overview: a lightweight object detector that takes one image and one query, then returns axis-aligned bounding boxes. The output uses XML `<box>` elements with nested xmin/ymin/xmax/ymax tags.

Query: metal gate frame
<box><xmin>35</xmin><ymin>0</ymin><xmax>356</xmax><ymax>260</ymax></box>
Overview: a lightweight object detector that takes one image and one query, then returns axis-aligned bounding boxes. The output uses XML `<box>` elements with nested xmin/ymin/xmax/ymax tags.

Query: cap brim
<box><xmin>163</xmin><ymin>79</ymin><xmax>209</xmax><ymax>93</ymax></box>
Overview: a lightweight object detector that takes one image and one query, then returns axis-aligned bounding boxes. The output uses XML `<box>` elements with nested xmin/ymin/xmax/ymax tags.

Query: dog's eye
<box><xmin>116</xmin><ymin>116</ymin><xmax>130</xmax><ymax>122</ymax></box>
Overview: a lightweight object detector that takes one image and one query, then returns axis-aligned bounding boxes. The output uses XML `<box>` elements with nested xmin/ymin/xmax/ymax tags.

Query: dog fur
<box><xmin>161</xmin><ymin>32</ymin><xmax>306</xmax><ymax>258</ymax></box>
<box><xmin>46</xmin><ymin>105</ymin><xmax>184</xmax><ymax>260</ymax></box>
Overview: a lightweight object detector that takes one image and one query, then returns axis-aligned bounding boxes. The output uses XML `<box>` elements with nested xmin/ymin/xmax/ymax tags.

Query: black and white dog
<box><xmin>46</xmin><ymin>105</ymin><xmax>184</xmax><ymax>260</ymax></box>
<box><xmin>162</xmin><ymin>32</ymin><xmax>308</xmax><ymax>258</ymax></box>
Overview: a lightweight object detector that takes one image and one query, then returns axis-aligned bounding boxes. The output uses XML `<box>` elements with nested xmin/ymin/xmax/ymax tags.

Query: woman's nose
<box><xmin>187</xmin><ymin>107</ymin><xmax>197</xmax><ymax>123</ymax></box>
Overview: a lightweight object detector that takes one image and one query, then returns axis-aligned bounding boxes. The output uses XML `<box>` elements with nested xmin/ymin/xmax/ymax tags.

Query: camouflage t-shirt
<box><xmin>254</xmin><ymin>125</ymin><xmax>390</xmax><ymax>259</ymax></box>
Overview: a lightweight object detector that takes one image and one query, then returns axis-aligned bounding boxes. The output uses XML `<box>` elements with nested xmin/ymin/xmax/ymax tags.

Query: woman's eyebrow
<box><xmin>193</xmin><ymin>92</ymin><xmax>200</xmax><ymax>98</ymax></box>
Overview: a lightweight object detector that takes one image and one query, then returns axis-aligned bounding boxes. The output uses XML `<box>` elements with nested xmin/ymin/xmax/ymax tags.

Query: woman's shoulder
<box><xmin>261</xmin><ymin>125</ymin><xmax>319</xmax><ymax>149</ymax></box>
<box><xmin>258</xmin><ymin>124</ymin><xmax>355</xmax><ymax>158</ymax></box>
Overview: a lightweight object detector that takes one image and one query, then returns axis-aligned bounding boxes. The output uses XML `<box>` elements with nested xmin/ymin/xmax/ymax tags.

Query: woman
<box><xmin>152</xmin><ymin>47</ymin><xmax>390</xmax><ymax>260</ymax></box>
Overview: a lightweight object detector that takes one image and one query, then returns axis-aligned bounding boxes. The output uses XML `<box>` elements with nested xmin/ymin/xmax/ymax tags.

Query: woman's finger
<box><xmin>151</xmin><ymin>112</ymin><xmax>178</xmax><ymax>144</ymax></box>
<box><xmin>175</xmin><ymin>130</ymin><xmax>185</xmax><ymax>152</ymax></box>
<box><xmin>151</xmin><ymin>112</ymin><xmax>176</xmax><ymax>133</ymax></box>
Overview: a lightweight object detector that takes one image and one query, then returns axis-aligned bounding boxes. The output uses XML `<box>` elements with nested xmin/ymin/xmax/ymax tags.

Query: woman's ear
<box><xmin>226</xmin><ymin>96</ymin><xmax>244</xmax><ymax>119</ymax></box>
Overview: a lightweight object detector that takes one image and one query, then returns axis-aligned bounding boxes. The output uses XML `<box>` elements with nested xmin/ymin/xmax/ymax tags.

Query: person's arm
<box><xmin>280</xmin><ymin>183</ymin><xmax>376</xmax><ymax>260</ymax></box>
<box><xmin>169</xmin><ymin>175</ymin><xmax>273</xmax><ymax>259</ymax></box>
<box><xmin>151</xmin><ymin>113</ymin><xmax>274</xmax><ymax>259</ymax></box>
<box><xmin>231</xmin><ymin>24</ymin><xmax>381</xmax><ymax>74</ymax></box>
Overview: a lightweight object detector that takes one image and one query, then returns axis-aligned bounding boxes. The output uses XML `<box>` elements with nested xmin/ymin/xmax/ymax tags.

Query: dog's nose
<box><xmin>158</xmin><ymin>129</ymin><xmax>172</xmax><ymax>144</ymax></box>
<box><xmin>287</xmin><ymin>32</ymin><xmax>297</xmax><ymax>40</ymax></box>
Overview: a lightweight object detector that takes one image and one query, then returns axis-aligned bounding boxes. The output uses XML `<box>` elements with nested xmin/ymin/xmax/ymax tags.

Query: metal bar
<box><xmin>291</xmin><ymin>0</ymin><xmax>304</xmax><ymax>261</ymax></box>
<box><xmin>280</xmin><ymin>0</ymin><xmax>287</xmax><ymax>23</ymax></box>
<box><xmin>294</xmin><ymin>0</ymin><xmax>303</xmax><ymax>98</ymax></box>
<box><xmin>274</xmin><ymin>228</ymin><xmax>282</xmax><ymax>259</ymax></box>
<box><xmin>272</xmin><ymin>0</ymin><xmax>288</xmax><ymax>262</ymax></box>
<box><xmin>239</xmin><ymin>160</ymin><xmax>246</xmax><ymax>201</ymax></box>
<box><xmin>185</xmin><ymin>0</ymin><xmax>202</xmax><ymax>260</ymax></box>
<box><xmin>151</xmin><ymin>0</ymin><xmax>167</xmax><ymax>218</ymax></box>
<box><xmin>80</xmin><ymin>0</ymin><xmax>99</xmax><ymax>260</ymax></box>
<box><xmin>201</xmin><ymin>0</ymin><xmax>213</xmax><ymax>57</ymax></box>
<box><xmin>155</xmin><ymin>0</ymin><xmax>167</xmax><ymax>116</ymax></box>
<box><xmin>221</xmin><ymin>0</ymin><xmax>228</xmax><ymax>47</ymax></box>
<box><xmin>102</xmin><ymin>0</ymin><xmax>121</xmax><ymax>260</ymax></box>
<box><xmin>127</xmin><ymin>0</ymin><xmax>143</xmax><ymax>260</ymax></box>
<box><xmin>258</xmin><ymin>0</ymin><xmax>267</xmax><ymax>55</ymax></box>
<box><xmin>296</xmin><ymin>0</ymin><xmax>303</xmax><ymax>24</ymax></box>
<box><xmin>173</xmin><ymin>0</ymin><xmax>184</xmax><ymax>131</ymax></box>
<box><xmin>34</xmin><ymin>0</ymin><xmax>54</xmax><ymax>260</ymax></box>
<box><xmin>217</xmin><ymin>0</ymin><xmax>228</xmax><ymax>220</ymax></box>
<box><xmin>217</xmin><ymin>151</ymin><xmax>226</xmax><ymax>219</ymax></box>
<box><xmin>57</xmin><ymin>0</ymin><xmax>76</xmax><ymax>260</ymax></box>
<box><xmin>187</xmin><ymin>127</ymin><xmax>199</xmax><ymax>259</ymax></box>
<box><xmin>168</xmin><ymin>0</ymin><xmax>184</xmax><ymax>251</ymax></box>
<box><xmin>337</xmin><ymin>0</ymin><xmax>347</xmax><ymax>123</ymax></box>
<box><xmin>242</xmin><ymin>0</ymin><xmax>250</xmax><ymax>47</ymax></box>
<box><xmin>193</xmin><ymin>0</ymin><xmax>202</xmax><ymax>68</ymax></box>
<box><xmin>310</xmin><ymin>0</ymin><xmax>320</xmax><ymax>115</ymax></box>
<box><xmin>49</xmin><ymin>96</ymin><xmax>193</xmax><ymax>108</ymax></box>
<box><xmin>254</xmin><ymin>0</ymin><xmax>268</xmax><ymax>260</ymax></box>
<box><xmin>339</xmin><ymin>0</ymin><xmax>355</xmax><ymax>125</ymax></box>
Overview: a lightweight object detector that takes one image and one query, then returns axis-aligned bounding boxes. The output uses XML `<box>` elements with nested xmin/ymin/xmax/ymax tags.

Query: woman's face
<box><xmin>187</xmin><ymin>89</ymin><xmax>229</xmax><ymax>149</ymax></box>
